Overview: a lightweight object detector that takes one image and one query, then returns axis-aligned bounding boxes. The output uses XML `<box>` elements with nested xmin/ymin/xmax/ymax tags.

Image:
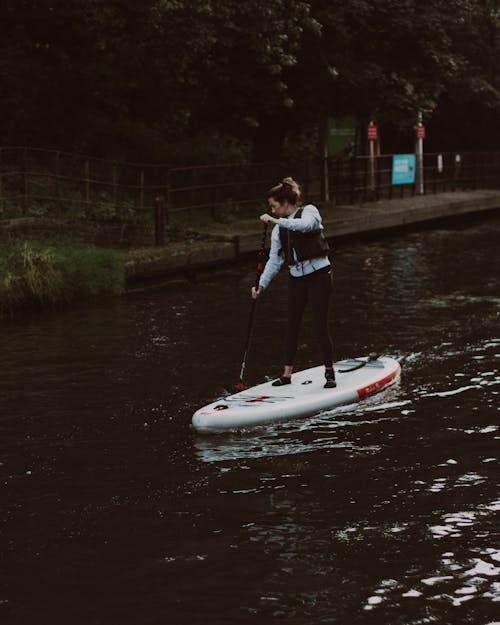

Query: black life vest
<box><xmin>278</xmin><ymin>207</ymin><xmax>330</xmax><ymax>266</ymax></box>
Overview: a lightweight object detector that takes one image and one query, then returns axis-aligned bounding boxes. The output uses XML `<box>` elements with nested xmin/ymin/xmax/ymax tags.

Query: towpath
<box><xmin>125</xmin><ymin>188</ymin><xmax>500</xmax><ymax>285</ymax></box>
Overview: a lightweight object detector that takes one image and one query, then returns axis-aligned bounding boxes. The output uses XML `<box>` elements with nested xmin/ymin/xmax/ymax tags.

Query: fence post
<box><xmin>112</xmin><ymin>161</ymin><xmax>118</xmax><ymax>208</ymax></box>
<box><xmin>452</xmin><ymin>154</ymin><xmax>461</xmax><ymax>191</ymax></box>
<box><xmin>23</xmin><ymin>147</ymin><xmax>28</xmax><ymax>214</ymax></box>
<box><xmin>191</xmin><ymin>167</ymin><xmax>196</xmax><ymax>220</ymax></box>
<box><xmin>55</xmin><ymin>151</ymin><xmax>61</xmax><ymax>206</ymax></box>
<box><xmin>84</xmin><ymin>160</ymin><xmax>90</xmax><ymax>204</ymax></box>
<box><xmin>139</xmin><ymin>170</ymin><xmax>145</xmax><ymax>214</ymax></box>
<box><xmin>375</xmin><ymin>155</ymin><xmax>381</xmax><ymax>200</ymax></box>
<box><xmin>362</xmin><ymin>158</ymin><xmax>368</xmax><ymax>203</ymax></box>
<box><xmin>321</xmin><ymin>130</ymin><xmax>330</xmax><ymax>202</ymax></box>
<box><xmin>55</xmin><ymin>151</ymin><xmax>60</xmax><ymax>196</ymax></box>
<box><xmin>349</xmin><ymin>155</ymin><xmax>357</xmax><ymax>204</ymax></box>
<box><xmin>165</xmin><ymin>168</ymin><xmax>170</xmax><ymax>225</ymax></box>
<box><xmin>155</xmin><ymin>195</ymin><xmax>166</xmax><ymax>246</ymax></box>
<box><xmin>0</xmin><ymin>148</ymin><xmax>3</xmax><ymax>214</ymax></box>
<box><xmin>369</xmin><ymin>139</ymin><xmax>376</xmax><ymax>201</ymax></box>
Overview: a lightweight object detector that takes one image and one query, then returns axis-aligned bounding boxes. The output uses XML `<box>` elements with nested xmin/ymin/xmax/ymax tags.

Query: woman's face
<box><xmin>268</xmin><ymin>197</ymin><xmax>292</xmax><ymax>217</ymax></box>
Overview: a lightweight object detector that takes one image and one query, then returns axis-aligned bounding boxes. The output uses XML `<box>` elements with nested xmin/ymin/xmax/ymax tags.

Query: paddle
<box><xmin>237</xmin><ymin>223</ymin><xmax>268</xmax><ymax>390</ymax></box>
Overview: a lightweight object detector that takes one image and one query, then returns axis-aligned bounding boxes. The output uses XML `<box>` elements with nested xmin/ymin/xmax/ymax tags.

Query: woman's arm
<box><xmin>256</xmin><ymin>225</ymin><xmax>283</xmax><ymax>291</ymax></box>
<box><xmin>277</xmin><ymin>204</ymin><xmax>321</xmax><ymax>233</ymax></box>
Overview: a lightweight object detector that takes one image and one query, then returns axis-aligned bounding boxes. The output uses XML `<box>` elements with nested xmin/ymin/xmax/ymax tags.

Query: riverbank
<box><xmin>125</xmin><ymin>188</ymin><xmax>500</xmax><ymax>286</ymax></box>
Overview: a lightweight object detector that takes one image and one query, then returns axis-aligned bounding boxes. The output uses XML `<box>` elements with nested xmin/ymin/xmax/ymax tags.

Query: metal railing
<box><xmin>0</xmin><ymin>147</ymin><xmax>294</xmax><ymax>225</ymax></box>
<box><xmin>1</xmin><ymin>146</ymin><xmax>499</xmax><ymax>245</ymax></box>
<box><xmin>328</xmin><ymin>151</ymin><xmax>500</xmax><ymax>204</ymax></box>
<box><xmin>165</xmin><ymin>161</ymin><xmax>290</xmax><ymax>222</ymax></box>
<box><xmin>0</xmin><ymin>146</ymin><xmax>171</xmax><ymax>222</ymax></box>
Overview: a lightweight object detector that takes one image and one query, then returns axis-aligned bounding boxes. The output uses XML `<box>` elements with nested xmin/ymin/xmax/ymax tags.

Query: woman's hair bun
<box><xmin>267</xmin><ymin>176</ymin><xmax>301</xmax><ymax>205</ymax></box>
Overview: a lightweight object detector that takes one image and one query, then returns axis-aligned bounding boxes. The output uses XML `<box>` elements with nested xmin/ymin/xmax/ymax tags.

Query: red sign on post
<box><xmin>417</xmin><ymin>124</ymin><xmax>426</xmax><ymax>139</ymax></box>
<box><xmin>367</xmin><ymin>123</ymin><xmax>378</xmax><ymax>141</ymax></box>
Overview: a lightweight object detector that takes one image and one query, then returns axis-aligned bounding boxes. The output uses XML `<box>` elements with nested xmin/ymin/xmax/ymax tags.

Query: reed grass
<box><xmin>0</xmin><ymin>239</ymin><xmax>125</xmax><ymax>313</ymax></box>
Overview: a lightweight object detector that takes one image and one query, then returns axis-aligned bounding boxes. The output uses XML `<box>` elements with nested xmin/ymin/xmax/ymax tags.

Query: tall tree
<box><xmin>149</xmin><ymin>0</ymin><xmax>319</xmax><ymax>159</ymax></box>
<box><xmin>0</xmin><ymin>0</ymin><xmax>317</xmax><ymax>159</ymax></box>
<box><xmin>0</xmin><ymin>0</ymin><xmax>498</xmax><ymax>159</ymax></box>
<box><xmin>281</xmin><ymin>1</ymin><xmax>476</xmax><ymax>152</ymax></box>
<box><xmin>427</xmin><ymin>0</ymin><xmax>500</xmax><ymax>150</ymax></box>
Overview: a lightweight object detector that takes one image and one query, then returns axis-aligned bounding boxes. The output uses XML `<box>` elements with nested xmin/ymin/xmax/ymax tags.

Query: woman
<box><xmin>252</xmin><ymin>177</ymin><xmax>336</xmax><ymax>388</ymax></box>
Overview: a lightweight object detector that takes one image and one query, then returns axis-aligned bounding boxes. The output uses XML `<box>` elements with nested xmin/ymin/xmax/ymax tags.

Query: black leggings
<box><xmin>284</xmin><ymin>266</ymin><xmax>333</xmax><ymax>367</ymax></box>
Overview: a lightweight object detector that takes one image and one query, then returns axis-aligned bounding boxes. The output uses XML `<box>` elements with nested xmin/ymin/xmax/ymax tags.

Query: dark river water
<box><xmin>1</xmin><ymin>215</ymin><xmax>499</xmax><ymax>625</ymax></box>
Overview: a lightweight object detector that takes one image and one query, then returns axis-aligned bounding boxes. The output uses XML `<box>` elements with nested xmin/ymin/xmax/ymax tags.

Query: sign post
<box><xmin>416</xmin><ymin>112</ymin><xmax>425</xmax><ymax>195</ymax></box>
<box><xmin>367</xmin><ymin>121</ymin><xmax>378</xmax><ymax>196</ymax></box>
<box><xmin>322</xmin><ymin>124</ymin><xmax>329</xmax><ymax>202</ymax></box>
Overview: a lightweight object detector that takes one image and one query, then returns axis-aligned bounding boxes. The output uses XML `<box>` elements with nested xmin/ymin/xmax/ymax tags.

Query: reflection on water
<box><xmin>1</xmin><ymin>216</ymin><xmax>499</xmax><ymax>625</ymax></box>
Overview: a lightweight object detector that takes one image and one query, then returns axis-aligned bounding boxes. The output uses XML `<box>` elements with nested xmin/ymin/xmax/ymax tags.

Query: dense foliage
<box><xmin>1</xmin><ymin>1</ymin><xmax>499</xmax><ymax>160</ymax></box>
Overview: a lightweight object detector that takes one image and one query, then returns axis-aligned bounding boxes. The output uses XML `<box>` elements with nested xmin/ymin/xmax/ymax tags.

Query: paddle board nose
<box><xmin>192</xmin><ymin>411</ymin><xmax>208</xmax><ymax>430</ymax></box>
<box><xmin>192</xmin><ymin>408</ymin><xmax>225</xmax><ymax>432</ymax></box>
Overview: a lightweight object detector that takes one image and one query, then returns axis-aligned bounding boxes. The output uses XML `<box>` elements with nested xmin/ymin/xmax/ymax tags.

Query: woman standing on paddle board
<box><xmin>251</xmin><ymin>177</ymin><xmax>335</xmax><ymax>389</ymax></box>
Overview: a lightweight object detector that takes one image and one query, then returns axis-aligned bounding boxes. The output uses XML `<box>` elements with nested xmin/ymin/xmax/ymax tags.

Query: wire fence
<box><xmin>165</xmin><ymin>161</ymin><xmax>292</xmax><ymax>223</ymax></box>
<box><xmin>0</xmin><ymin>147</ymin><xmax>295</xmax><ymax>225</ymax></box>
<box><xmin>1</xmin><ymin>146</ymin><xmax>499</xmax><ymax>243</ymax></box>
<box><xmin>0</xmin><ymin>147</ymin><xmax>171</xmax><ymax>222</ymax></box>
<box><xmin>328</xmin><ymin>151</ymin><xmax>500</xmax><ymax>204</ymax></box>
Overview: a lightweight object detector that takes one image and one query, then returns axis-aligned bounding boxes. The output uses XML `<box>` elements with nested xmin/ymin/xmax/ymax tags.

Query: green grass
<box><xmin>0</xmin><ymin>239</ymin><xmax>125</xmax><ymax>314</ymax></box>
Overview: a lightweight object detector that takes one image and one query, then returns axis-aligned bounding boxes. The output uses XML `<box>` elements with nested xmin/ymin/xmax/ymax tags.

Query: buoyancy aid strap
<box><xmin>279</xmin><ymin>208</ymin><xmax>303</xmax><ymax>265</ymax></box>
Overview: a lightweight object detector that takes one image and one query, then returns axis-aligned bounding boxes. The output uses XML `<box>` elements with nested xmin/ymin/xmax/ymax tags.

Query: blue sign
<box><xmin>392</xmin><ymin>154</ymin><xmax>416</xmax><ymax>185</ymax></box>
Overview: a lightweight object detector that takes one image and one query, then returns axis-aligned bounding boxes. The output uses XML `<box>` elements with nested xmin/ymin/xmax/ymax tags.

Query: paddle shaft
<box><xmin>238</xmin><ymin>223</ymin><xmax>268</xmax><ymax>389</ymax></box>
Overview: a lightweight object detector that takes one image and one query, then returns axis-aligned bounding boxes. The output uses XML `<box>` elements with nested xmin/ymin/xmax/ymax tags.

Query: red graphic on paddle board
<box><xmin>356</xmin><ymin>368</ymin><xmax>399</xmax><ymax>398</ymax></box>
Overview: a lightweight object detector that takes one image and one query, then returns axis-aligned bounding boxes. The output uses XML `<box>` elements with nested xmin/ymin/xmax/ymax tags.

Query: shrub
<box><xmin>0</xmin><ymin>239</ymin><xmax>125</xmax><ymax>314</ymax></box>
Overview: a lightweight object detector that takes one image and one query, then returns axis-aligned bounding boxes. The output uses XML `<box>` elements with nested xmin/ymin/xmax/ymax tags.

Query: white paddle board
<box><xmin>192</xmin><ymin>355</ymin><xmax>401</xmax><ymax>433</ymax></box>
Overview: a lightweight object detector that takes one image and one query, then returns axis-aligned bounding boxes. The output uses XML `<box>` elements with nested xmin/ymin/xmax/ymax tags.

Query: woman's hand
<box><xmin>260</xmin><ymin>213</ymin><xmax>278</xmax><ymax>224</ymax></box>
<box><xmin>251</xmin><ymin>286</ymin><xmax>263</xmax><ymax>299</ymax></box>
